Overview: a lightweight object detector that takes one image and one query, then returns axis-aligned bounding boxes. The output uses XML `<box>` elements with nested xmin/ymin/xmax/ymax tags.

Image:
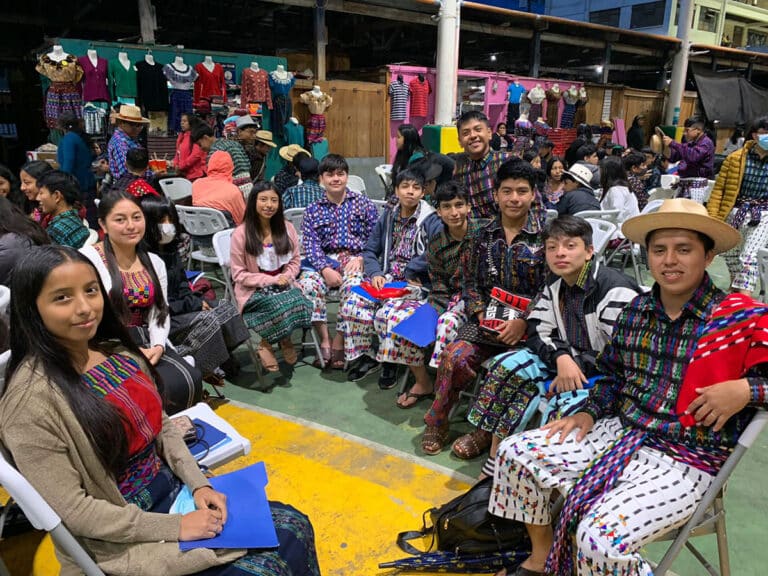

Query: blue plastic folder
<box><xmin>188</xmin><ymin>419</ymin><xmax>231</xmax><ymax>460</ymax></box>
<box><xmin>350</xmin><ymin>281</ymin><xmax>408</xmax><ymax>302</ymax></box>
<box><xmin>177</xmin><ymin>461</ymin><xmax>278</xmax><ymax>550</ymax></box>
<box><xmin>391</xmin><ymin>303</ymin><xmax>440</xmax><ymax>347</ymax></box>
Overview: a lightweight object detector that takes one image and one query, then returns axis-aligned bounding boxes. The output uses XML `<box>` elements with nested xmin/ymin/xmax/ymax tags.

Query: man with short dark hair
<box><xmin>107</xmin><ymin>104</ymin><xmax>150</xmax><ymax>180</ymax></box>
<box><xmin>556</xmin><ymin>164</ymin><xmax>600</xmax><ymax>216</ymax></box>
<box><xmin>453</xmin><ymin>111</ymin><xmax>513</xmax><ymax>219</ymax></box>
<box><xmin>283</xmin><ymin>157</ymin><xmax>323</xmax><ymax>210</ymax></box>
<box><xmin>575</xmin><ymin>143</ymin><xmax>600</xmax><ymax>188</ymax></box>
<box><xmin>538</xmin><ymin>140</ymin><xmax>554</xmax><ymax>165</ymax></box>
<box><xmin>663</xmin><ymin>116</ymin><xmax>715</xmax><ymax>179</ymax></box>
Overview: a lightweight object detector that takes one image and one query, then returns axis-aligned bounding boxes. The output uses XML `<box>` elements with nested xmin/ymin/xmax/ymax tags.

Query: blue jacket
<box><xmin>57</xmin><ymin>132</ymin><xmax>96</xmax><ymax>192</ymax></box>
<box><xmin>363</xmin><ymin>200</ymin><xmax>443</xmax><ymax>286</ymax></box>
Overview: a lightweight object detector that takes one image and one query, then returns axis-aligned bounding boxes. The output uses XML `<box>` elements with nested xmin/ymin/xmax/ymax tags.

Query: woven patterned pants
<box><xmin>374</xmin><ymin>299</ymin><xmax>424</xmax><ymax>365</ymax></box>
<box><xmin>722</xmin><ymin>211</ymin><xmax>768</xmax><ymax>293</ymax></box>
<box><xmin>428</xmin><ymin>299</ymin><xmax>467</xmax><ymax>368</ymax></box>
<box><xmin>297</xmin><ymin>269</ymin><xmax>363</xmax><ymax>323</ymax></box>
<box><xmin>489</xmin><ymin>418</ymin><xmax>713</xmax><ymax>576</ymax></box>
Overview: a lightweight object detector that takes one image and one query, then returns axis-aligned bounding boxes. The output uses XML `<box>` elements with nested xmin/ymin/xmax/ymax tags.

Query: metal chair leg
<box><xmin>714</xmin><ymin>495</ymin><xmax>730</xmax><ymax>576</ymax></box>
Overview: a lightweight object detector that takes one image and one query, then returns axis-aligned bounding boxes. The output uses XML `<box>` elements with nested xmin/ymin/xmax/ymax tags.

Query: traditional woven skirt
<box><xmin>168</xmin><ymin>89</ymin><xmax>193</xmax><ymax>133</ymax></box>
<box><xmin>45</xmin><ymin>82</ymin><xmax>82</xmax><ymax>128</ymax></box>
<box><xmin>242</xmin><ymin>285</ymin><xmax>312</xmax><ymax>343</ymax></box>
<box><xmin>307</xmin><ymin>113</ymin><xmax>326</xmax><ymax>144</ymax></box>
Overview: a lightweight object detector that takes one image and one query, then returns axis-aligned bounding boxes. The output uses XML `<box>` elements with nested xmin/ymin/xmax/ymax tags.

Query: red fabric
<box><xmin>126</xmin><ymin>178</ymin><xmax>160</xmax><ymax>199</ymax></box>
<box><xmin>175</xmin><ymin>132</ymin><xmax>206</xmax><ymax>180</ymax></box>
<box><xmin>110</xmin><ymin>370</ymin><xmax>163</xmax><ymax>455</ymax></box>
<box><xmin>193</xmin><ymin>63</ymin><xmax>226</xmax><ymax>105</ymax></box>
<box><xmin>677</xmin><ymin>293</ymin><xmax>768</xmax><ymax>426</ymax></box>
<box><xmin>240</xmin><ymin>68</ymin><xmax>273</xmax><ymax>109</ymax></box>
<box><xmin>408</xmin><ymin>78</ymin><xmax>431</xmax><ymax>117</ymax></box>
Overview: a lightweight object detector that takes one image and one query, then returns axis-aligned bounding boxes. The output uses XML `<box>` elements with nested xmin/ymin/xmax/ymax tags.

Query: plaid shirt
<box><xmin>453</xmin><ymin>150</ymin><xmax>513</xmax><ymax>218</ymax></box>
<box><xmin>209</xmin><ymin>139</ymin><xmax>251</xmax><ymax>178</ymax></box>
<box><xmin>427</xmin><ymin>218</ymin><xmax>485</xmax><ymax>314</ymax></box>
<box><xmin>46</xmin><ymin>208</ymin><xmax>90</xmax><ymax>249</ymax></box>
<box><xmin>302</xmin><ymin>189</ymin><xmax>380</xmax><ymax>272</ymax></box>
<box><xmin>462</xmin><ymin>207</ymin><xmax>547</xmax><ymax>317</ymax></box>
<box><xmin>583</xmin><ymin>274</ymin><xmax>767</xmax><ymax>454</ymax></box>
<box><xmin>283</xmin><ymin>179</ymin><xmax>325</xmax><ymax>210</ymax></box>
<box><xmin>107</xmin><ymin>128</ymin><xmax>139</xmax><ymax>179</ymax></box>
<box><xmin>737</xmin><ymin>146</ymin><xmax>768</xmax><ymax>201</ymax></box>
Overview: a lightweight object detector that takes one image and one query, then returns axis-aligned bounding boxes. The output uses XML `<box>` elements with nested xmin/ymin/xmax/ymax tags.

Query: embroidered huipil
<box><xmin>453</xmin><ymin>150</ymin><xmax>513</xmax><ymax>219</ymax></box>
<box><xmin>462</xmin><ymin>207</ymin><xmax>546</xmax><ymax>317</ymax></box>
<box><xmin>122</xmin><ymin>268</ymin><xmax>156</xmax><ymax>327</ymax></box>
<box><xmin>81</xmin><ymin>354</ymin><xmax>164</xmax><ymax>510</ymax></box>
<box><xmin>388</xmin><ymin>206</ymin><xmax>422</xmax><ymax>279</ymax></box>
<box><xmin>302</xmin><ymin>189</ymin><xmax>380</xmax><ymax>272</ymax></box>
<box><xmin>108</xmin><ymin>128</ymin><xmax>141</xmax><ymax>179</ymax></box>
<box><xmin>584</xmin><ymin>274</ymin><xmax>768</xmax><ymax>460</ymax></box>
<box><xmin>240</xmin><ymin>68</ymin><xmax>272</xmax><ymax>107</ymax></box>
<box><xmin>427</xmin><ymin>218</ymin><xmax>485</xmax><ymax>314</ymax></box>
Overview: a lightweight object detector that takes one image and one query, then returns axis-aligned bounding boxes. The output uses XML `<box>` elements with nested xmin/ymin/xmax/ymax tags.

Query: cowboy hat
<box><xmin>254</xmin><ymin>130</ymin><xmax>277</xmax><ymax>148</ymax></box>
<box><xmin>235</xmin><ymin>115</ymin><xmax>258</xmax><ymax>129</ymax></box>
<box><xmin>622</xmin><ymin>198</ymin><xmax>741</xmax><ymax>255</ymax></box>
<box><xmin>562</xmin><ymin>164</ymin><xmax>593</xmax><ymax>190</ymax></box>
<box><xmin>411</xmin><ymin>153</ymin><xmax>455</xmax><ymax>185</ymax></box>
<box><xmin>279</xmin><ymin>143</ymin><xmax>310</xmax><ymax>161</ymax></box>
<box><xmin>114</xmin><ymin>104</ymin><xmax>150</xmax><ymax>124</ymax></box>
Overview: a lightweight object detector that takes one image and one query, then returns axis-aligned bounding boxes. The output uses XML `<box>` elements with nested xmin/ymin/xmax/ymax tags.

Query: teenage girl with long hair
<box><xmin>0</xmin><ymin>196</ymin><xmax>50</xmax><ymax>285</ymax></box>
<box><xmin>390</xmin><ymin>123</ymin><xmax>426</xmax><ymax>196</ymax></box>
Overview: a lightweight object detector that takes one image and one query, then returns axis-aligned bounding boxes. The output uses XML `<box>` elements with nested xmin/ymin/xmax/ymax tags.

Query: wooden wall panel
<box><xmin>291</xmin><ymin>79</ymin><xmax>386</xmax><ymax>158</ymax></box>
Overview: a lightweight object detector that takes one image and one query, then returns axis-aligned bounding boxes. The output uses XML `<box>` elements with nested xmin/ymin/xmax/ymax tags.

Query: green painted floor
<box><xmin>216</xmin><ymin>255</ymin><xmax>768</xmax><ymax>574</ymax></box>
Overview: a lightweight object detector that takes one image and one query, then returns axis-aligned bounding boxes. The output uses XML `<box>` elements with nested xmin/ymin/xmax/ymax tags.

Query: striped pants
<box><xmin>722</xmin><ymin>211</ymin><xmax>768</xmax><ymax>293</ymax></box>
<box><xmin>489</xmin><ymin>418</ymin><xmax>713</xmax><ymax>576</ymax></box>
<box><xmin>297</xmin><ymin>269</ymin><xmax>363</xmax><ymax>324</ymax></box>
<box><xmin>428</xmin><ymin>299</ymin><xmax>467</xmax><ymax>368</ymax></box>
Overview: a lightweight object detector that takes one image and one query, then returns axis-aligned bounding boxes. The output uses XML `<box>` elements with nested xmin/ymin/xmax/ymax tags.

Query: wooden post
<box><xmin>137</xmin><ymin>0</ymin><xmax>156</xmax><ymax>44</ymax></box>
<box><xmin>315</xmin><ymin>0</ymin><xmax>327</xmax><ymax>82</ymax></box>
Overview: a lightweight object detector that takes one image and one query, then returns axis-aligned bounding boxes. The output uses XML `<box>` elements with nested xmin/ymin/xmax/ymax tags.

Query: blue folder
<box><xmin>178</xmin><ymin>461</ymin><xmax>278</xmax><ymax>550</ymax></box>
<box><xmin>350</xmin><ymin>281</ymin><xmax>408</xmax><ymax>302</ymax></box>
<box><xmin>543</xmin><ymin>375</ymin><xmax>602</xmax><ymax>393</ymax></box>
<box><xmin>391</xmin><ymin>303</ymin><xmax>440</xmax><ymax>347</ymax></box>
<box><xmin>188</xmin><ymin>419</ymin><xmax>231</xmax><ymax>459</ymax></box>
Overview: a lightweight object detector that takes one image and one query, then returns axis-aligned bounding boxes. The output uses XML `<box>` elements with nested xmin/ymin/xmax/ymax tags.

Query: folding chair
<box><xmin>0</xmin><ymin>350</ymin><xmax>10</xmax><ymax>396</ymax></box>
<box><xmin>0</xmin><ymin>445</ymin><xmax>105</xmax><ymax>576</ymax></box>
<box><xmin>654</xmin><ymin>409</ymin><xmax>768</xmax><ymax>575</ymax></box>
<box><xmin>375</xmin><ymin>164</ymin><xmax>393</xmax><ymax>191</ymax></box>
<box><xmin>176</xmin><ymin>205</ymin><xmax>230</xmax><ymax>277</ymax></box>
<box><xmin>575</xmin><ymin>209</ymin><xmax>621</xmax><ymax>225</ymax></box>
<box><xmin>648</xmin><ymin>187</ymin><xmax>676</xmax><ymax>204</ymax></box>
<box><xmin>346</xmin><ymin>174</ymin><xmax>366</xmax><ymax>194</ymax></box>
<box><xmin>170</xmin><ymin>402</ymin><xmax>251</xmax><ymax>470</ymax></box>
<box><xmin>283</xmin><ymin>207</ymin><xmax>306</xmax><ymax>252</ymax></box>
<box><xmin>660</xmin><ymin>174</ymin><xmax>679</xmax><ymax>190</ymax></box>
<box><xmin>85</xmin><ymin>228</ymin><xmax>99</xmax><ymax>246</ymax></box>
<box><xmin>585</xmin><ymin>218</ymin><xmax>617</xmax><ymax>264</ymax></box>
<box><xmin>158</xmin><ymin>177</ymin><xmax>193</xmax><ymax>203</ymax></box>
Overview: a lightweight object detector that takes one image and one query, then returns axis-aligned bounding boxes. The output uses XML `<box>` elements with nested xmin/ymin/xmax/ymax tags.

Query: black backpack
<box><xmin>396</xmin><ymin>476</ymin><xmax>530</xmax><ymax>556</ymax></box>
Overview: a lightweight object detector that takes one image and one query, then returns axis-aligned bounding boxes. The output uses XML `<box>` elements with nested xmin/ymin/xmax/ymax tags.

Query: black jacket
<box><xmin>556</xmin><ymin>187</ymin><xmax>600</xmax><ymax>216</ymax></box>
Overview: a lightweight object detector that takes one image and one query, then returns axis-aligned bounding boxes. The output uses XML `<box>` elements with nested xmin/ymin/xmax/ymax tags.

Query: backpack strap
<box><xmin>396</xmin><ymin>508</ymin><xmax>437</xmax><ymax>555</ymax></box>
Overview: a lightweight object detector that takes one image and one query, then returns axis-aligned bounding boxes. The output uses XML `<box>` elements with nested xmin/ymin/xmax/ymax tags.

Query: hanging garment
<box><xmin>300</xmin><ymin>91</ymin><xmax>333</xmax><ymax>115</ymax></box>
<box><xmin>529</xmin><ymin>103</ymin><xmax>542</xmax><ymax>120</ymax></box>
<box><xmin>388</xmin><ymin>81</ymin><xmax>410</xmax><ymax>121</ymax></box>
<box><xmin>506</xmin><ymin>103</ymin><xmax>520</xmax><ymax>126</ymax></box>
<box><xmin>193</xmin><ymin>63</ymin><xmax>226</xmax><ymax>105</ymax></box>
<box><xmin>574</xmin><ymin>94</ymin><xmax>589</xmax><ymax>126</ymax></box>
<box><xmin>560</xmin><ymin>90</ymin><xmax>579</xmax><ymax>129</ymax></box>
<box><xmin>168</xmin><ymin>90</ymin><xmax>193</xmax><ymax>133</ymax></box>
<box><xmin>78</xmin><ymin>56</ymin><xmax>110</xmax><ymax>103</ymax></box>
<box><xmin>108</xmin><ymin>59</ymin><xmax>137</xmax><ymax>101</ymax></box>
<box><xmin>409</xmin><ymin>78</ymin><xmax>431</xmax><ymax>117</ymax></box>
<box><xmin>545</xmin><ymin>89</ymin><xmax>561</xmax><ymax>128</ymax></box>
<box><xmin>36</xmin><ymin>54</ymin><xmax>84</xmax><ymax>129</ymax></box>
<box><xmin>284</xmin><ymin>121</ymin><xmax>305</xmax><ymax>146</ymax></box>
<box><xmin>136</xmin><ymin>61</ymin><xmax>169</xmax><ymax>112</ymax></box>
<box><xmin>163</xmin><ymin>63</ymin><xmax>198</xmax><ymax>91</ymax></box>
<box><xmin>240</xmin><ymin>68</ymin><xmax>272</xmax><ymax>108</ymax></box>
<box><xmin>307</xmin><ymin>114</ymin><xmax>326</xmax><ymax>144</ymax></box>
<box><xmin>506</xmin><ymin>82</ymin><xmax>526</xmax><ymax>104</ymax></box>
<box><xmin>82</xmin><ymin>102</ymin><xmax>109</xmax><ymax>136</ymax></box>
<box><xmin>269</xmin><ymin>72</ymin><xmax>295</xmax><ymax>140</ymax></box>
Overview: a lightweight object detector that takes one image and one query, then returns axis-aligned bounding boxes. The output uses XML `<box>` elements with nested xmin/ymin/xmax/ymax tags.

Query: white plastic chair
<box><xmin>372</xmin><ymin>199</ymin><xmax>389</xmax><ymax>217</ymax></box>
<box><xmin>374</xmin><ymin>164</ymin><xmax>392</xmax><ymax>190</ymax></box>
<box><xmin>158</xmin><ymin>177</ymin><xmax>193</xmax><ymax>203</ymax></box>
<box><xmin>176</xmin><ymin>205</ymin><xmax>231</xmax><ymax>268</ymax></box>
<box><xmin>647</xmin><ymin>187</ymin><xmax>676</xmax><ymax>203</ymax></box>
<box><xmin>574</xmin><ymin>209</ymin><xmax>621</xmax><ymax>226</ymax></box>
<box><xmin>703</xmin><ymin>179</ymin><xmax>716</xmax><ymax>204</ymax></box>
<box><xmin>0</xmin><ymin>285</ymin><xmax>9</xmax><ymax>317</ymax></box>
<box><xmin>346</xmin><ymin>175</ymin><xmax>366</xmax><ymax>194</ymax></box>
<box><xmin>0</xmin><ymin>349</ymin><xmax>10</xmax><ymax>396</ymax></box>
<box><xmin>660</xmin><ymin>174</ymin><xmax>680</xmax><ymax>189</ymax></box>
<box><xmin>585</xmin><ymin>218</ymin><xmax>617</xmax><ymax>263</ymax></box>
<box><xmin>170</xmin><ymin>402</ymin><xmax>251</xmax><ymax>469</ymax></box>
<box><xmin>85</xmin><ymin>229</ymin><xmax>99</xmax><ymax>246</ymax></box>
<box><xmin>757</xmin><ymin>247</ymin><xmax>768</xmax><ymax>303</ymax></box>
<box><xmin>283</xmin><ymin>207</ymin><xmax>306</xmax><ymax>252</ymax></box>
<box><xmin>0</xmin><ymin>444</ymin><xmax>106</xmax><ymax>575</ymax></box>
<box><xmin>545</xmin><ymin>209</ymin><xmax>558</xmax><ymax>225</ymax></box>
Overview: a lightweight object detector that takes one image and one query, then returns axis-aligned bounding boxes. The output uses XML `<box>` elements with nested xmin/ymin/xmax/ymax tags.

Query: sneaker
<box><xmin>347</xmin><ymin>356</ymin><xmax>381</xmax><ymax>382</ymax></box>
<box><xmin>378</xmin><ymin>363</ymin><xmax>399</xmax><ymax>390</ymax></box>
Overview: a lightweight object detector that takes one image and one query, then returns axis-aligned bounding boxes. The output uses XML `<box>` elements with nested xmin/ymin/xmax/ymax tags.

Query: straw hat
<box><xmin>622</xmin><ymin>198</ymin><xmax>741</xmax><ymax>255</ymax></box>
<box><xmin>114</xmin><ymin>104</ymin><xmax>150</xmax><ymax>124</ymax></box>
<box><xmin>562</xmin><ymin>164</ymin><xmax>594</xmax><ymax>190</ymax></box>
<box><xmin>254</xmin><ymin>130</ymin><xmax>276</xmax><ymax>148</ymax></box>
<box><xmin>279</xmin><ymin>144</ymin><xmax>310</xmax><ymax>161</ymax></box>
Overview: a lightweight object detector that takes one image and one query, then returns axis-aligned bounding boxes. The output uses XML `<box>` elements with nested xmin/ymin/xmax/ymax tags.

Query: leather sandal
<box><xmin>421</xmin><ymin>425</ymin><xmax>449</xmax><ymax>455</ymax></box>
<box><xmin>280</xmin><ymin>339</ymin><xmax>298</xmax><ymax>365</ymax></box>
<box><xmin>257</xmin><ymin>342</ymin><xmax>279</xmax><ymax>372</ymax></box>
<box><xmin>329</xmin><ymin>348</ymin><xmax>346</xmax><ymax>369</ymax></box>
<box><xmin>451</xmin><ymin>429</ymin><xmax>492</xmax><ymax>460</ymax></box>
<box><xmin>313</xmin><ymin>346</ymin><xmax>332</xmax><ymax>369</ymax></box>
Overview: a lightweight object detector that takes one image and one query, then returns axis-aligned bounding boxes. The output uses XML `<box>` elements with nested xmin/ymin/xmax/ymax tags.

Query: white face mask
<box><xmin>158</xmin><ymin>223</ymin><xmax>176</xmax><ymax>245</ymax></box>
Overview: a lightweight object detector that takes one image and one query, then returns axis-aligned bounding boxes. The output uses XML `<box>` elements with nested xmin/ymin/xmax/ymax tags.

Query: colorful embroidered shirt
<box><xmin>302</xmin><ymin>188</ymin><xmax>380</xmax><ymax>272</ymax></box>
<box><xmin>283</xmin><ymin>179</ymin><xmax>325</xmax><ymax>210</ymax></box>
<box><xmin>462</xmin><ymin>207</ymin><xmax>546</xmax><ymax>317</ymax></box>
<box><xmin>558</xmin><ymin>260</ymin><xmax>593</xmax><ymax>354</ymax></box>
<box><xmin>108</xmin><ymin>128</ymin><xmax>141</xmax><ymax>179</ymax></box>
<box><xmin>389</xmin><ymin>205</ymin><xmax>423</xmax><ymax>280</ymax></box>
<box><xmin>46</xmin><ymin>208</ymin><xmax>89</xmax><ymax>249</ymax></box>
<box><xmin>668</xmin><ymin>135</ymin><xmax>715</xmax><ymax>179</ymax></box>
<box><xmin>453</xmin><ymin>150</ymin><xmax>513</xmax><ymax>219</ymax></box>
<box><xmin>81</xmin><ymin>353</ymin><xmax>163</xmax><ymax>508</ymax></box>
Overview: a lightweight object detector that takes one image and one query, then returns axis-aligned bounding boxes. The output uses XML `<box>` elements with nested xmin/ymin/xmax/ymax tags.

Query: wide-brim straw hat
<box><xmin>279</xmin><ymin>144</ymin><xmax>310</xmax><ymax>161</ymax></box>
<box><xmin>622</xmin><ymin>198</ymin><xmax>741</xmax><ymax>255</ymax></box>
<box><xmin>254</xmin><ymin>130</ymin><xmax>277</xmax><ymax>147</ymax></box>
<box><xmin>114</xmin><ymin>104</ymin><xmax>150</xmax><ymax>124</ymax></box>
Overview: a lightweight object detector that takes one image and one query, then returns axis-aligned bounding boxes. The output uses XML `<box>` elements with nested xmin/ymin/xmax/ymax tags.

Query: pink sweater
<box><xmin>230</xmin><ymin>221</ymin><xmax>301</xmax><ymax>312</ymax></box>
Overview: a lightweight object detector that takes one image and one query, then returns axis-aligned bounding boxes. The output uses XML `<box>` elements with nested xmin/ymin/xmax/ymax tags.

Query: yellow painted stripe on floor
<box><xmin>32</xmin><ymin>402</ymin><xmax>474</xmax><ymax>575</ymax></box>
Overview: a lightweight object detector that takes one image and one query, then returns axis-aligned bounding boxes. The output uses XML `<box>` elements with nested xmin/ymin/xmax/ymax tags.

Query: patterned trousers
<box><xmin>489</xmin><ymin>418</ymin><xmax>713</xmax><ymax>576</ymax></box>
<box><xmin>428</xmin><ymin>299</ymin><xmax>467</xmax><ymax>368</ymax></box>
<box><xmin>374</xmin><ymin>299</ymin><xmax>424</xmax><ymax>365</ymax></box>
<box><xmin>423</xmin><ymin>340</ymin><xmax>497</xmax><ymax>428</ymax></box>
<box><xmin>297</xmin><ymin>269</ymin><xmax>363</xmax><ymax>324</ymax></box>
<box><xmin>722</xmin><ymin>211</ymin><xmax>768</xmax><ymax>292</ymax></box>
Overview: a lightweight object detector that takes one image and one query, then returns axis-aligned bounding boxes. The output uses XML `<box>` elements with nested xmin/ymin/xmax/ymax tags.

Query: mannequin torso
<box><xmin>144</xmin><ymin>53</ymin><xmax>155</xmax><ymax>66</ymax></box>
<box><xmin>48</xmin><ymin>45</ymin><xmax>68</xmax><ymax>63</ymax></box>
<box><xmin>250</xmin><ymin>62</ymin><xmax>260</xmax><ymax>72</ymax></box>
<box><xmin>173</xmin><ymin>56</ymin><xmax>188</xmax><ymax>72</ymax></box>
<box><xmin>528</xmin><ymin>84</ymin><xmax>546</xmax><ymax>104</ymax></box>
<box><xmin>87</xmin><ymin>49</ymin><xmax>98</xmax><ymax>68</ymax></box>
<box><xmin>202</xmin><ymin>56</ymin><xmax>215</xmax><ymax>73</ymax></box>
<box><xmin>117</xmin><ymin>52</ymin><xmax>131</xmax><ymax>71</ymax></box>
<box><xmin>272</xmin><ymin>65</ymin><xmax>288</xmax><ymax>81</ymax></box>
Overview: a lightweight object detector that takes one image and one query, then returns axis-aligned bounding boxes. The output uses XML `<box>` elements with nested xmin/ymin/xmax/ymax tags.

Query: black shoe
<box><xmin>378</xmin><ymin>363</ymin><xmax>399</xmax><ymax>390</ymax></box>
<box><xmin>347</xmin><ymin>357</ymin><xmax>380</xmax><ymax>382</ymax></box>
<box><xmin>220</xmin><ymin>354</ymin><xmax>241</xmax><ymax>379</ymax></box>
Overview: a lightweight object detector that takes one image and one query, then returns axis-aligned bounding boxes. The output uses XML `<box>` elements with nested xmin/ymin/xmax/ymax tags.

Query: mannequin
<box><xmin>108</xmin><ymin>51</ymin><xmax>137</xmax><ymax>104</ymax></box>
<box><xmin>250</xmin><ymin>62</ymin><xmax>260</xmax><ymax>72</ymax></box>
<box><xmin>519</xmin><ymin>91</ymin><xmax>531</xmax><ymax>116</ymax></box>
<box><xmin>87</xmin><ymin>49</ymin><xmax>98</xmax><ymax>68</ymax></box>
<box><xmin>527</xmin><ymin>83</ymin><xmax>546</xmax><ymax>121</ymax></box>
<box><xmin>173</xmin><ymin>56</ymin><xmax>187</xmax><ymax>71</ymax></box>
<box><xmin>269</xmin><ymin>65</ymin><xmax>296</xmax><ymax>140</ymax></box>
<box><xmin>389</xmin><ymin>73</ymin><xmax>410</xmax><ymax>121</ymax></box>
<box><xmin>163</xmin><ymin>56</ymin><xmax>198</xmax><ymax>133</ymax></box>
<box><xmin>285</xmin><ymin>116</ymin><xmax>304</xmax><ymax>146</ymax></box>
<box><xmin>78</xmin><ymin>48</ymin><xmax>110</xmax><ymax>104</ymax></box>
<box><xmin>513</xmin><ymin>112</ymin><xmax>534</xmax><ymax>156</ymax></box>
<box><xmin>506</xmin><ymin>79</ymin><xmax>526</xmax><ymax>125</ymax></box>
<box><xmin>574</xmin><ymin>86</ymin><xmax>589</xmax><ymax>126</ymax></box>
<box><xmin>409</xmin><ymin>74</ymin><xmax>431</xmax><ymax>118</ymax></box>
<box><xmin>117</xmin><ymin>51</ymin><xmax>131</xmax><ymax>70</ymax></box>
<box><xmin>48</xmin><ymin>44</ymin><xmax>68</xmax><ymax>62</ymax></box>
<box><xmin>301</xmin><ymin>86</ymin><xmax>333</xmax><ymax>144</ymax></box>
<box><xmin>202</xmin><ymin>56</ymin><xmax>215</xmax><ymax>73</ymax></box>
<box><xmin>144</xmin><ymin>51</ymin><xmax>155</xmax><ymax>66</ymax></box>
<box><xmin>38</xmin><ymin>45</ymin><xmax>83</xmax><ymax>128</ymax></box>
<box><xmin>289</xmin><ymin>117</ymin><xmax>299</xmax><ymax>124</ymax></box>
<box><xmin>560</xmin><ymin>84</ymin><xmax>580</xmax><ymax>128</ymax></box>
<box><xmin>545</xmin><ymin>82</ymin><xmax>562</xmax><ymax>128</ymax></box>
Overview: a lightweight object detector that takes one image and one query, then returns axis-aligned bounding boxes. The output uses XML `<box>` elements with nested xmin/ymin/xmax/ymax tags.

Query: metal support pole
<box><xmin>434</xmin><ymin>0</ymin><xmax>461</xmax><ymax>126</ymax></box>
<box><xmin>137</xmin><ymin>0</ymin><xmax>156</xmax><ymax>44</ymax></box>
<box><xmin>665</xmin><ymin>0</ymin><xmax>695</xmax><ymax>125</ymax></box>
<box><xmin>747</xmin><ymin>61</ymin><xmax>754</xmax><ymax>81</ymax></box>
<box><xmin>315</xmin><ymin>1</ymin><xmax>327</xmax><ymax>82</ymax></box>
<box><xmin>529</xmin><ymin>31</ymin><xmax>541</xmax><ymax>78</ymax></box>
<box><xmin>602</xmin><ymin>42</ymin><xmax>611</xmax><ymax>84</ymax></box>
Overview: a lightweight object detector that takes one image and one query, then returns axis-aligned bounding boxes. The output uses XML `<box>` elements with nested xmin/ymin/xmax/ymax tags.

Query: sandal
<box><xmin>451</xmin><ymin>429</ymin><xmax>492</xmax><ymax>460</ymax></box>
<box><xmin>280</xmin><ymin>339</ymin><xmax>298</xmax><ymax>365</ymax></box>
<box><xmin>329</xmin><ymin>348</ymin><xmax>345</xmax><ymax>370</ymax></box>
<box><xmin>421</xmin><ymin>425</ymin><xmax>449</xmax><ymax>455</ymax></box>
<box><xmin>313</xmin><ymin>346</ymin><xmax>332</xmax><ymax>369</ymax></box>
<box><xmin>396</xmin><ymin>390</ymin><xmax>434</xmax><ymax>409</ymax></box>
<box><xmin>257</xmin><ymin>342</ymin><xmax>279</xmax><ymax>372</ymax></box>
